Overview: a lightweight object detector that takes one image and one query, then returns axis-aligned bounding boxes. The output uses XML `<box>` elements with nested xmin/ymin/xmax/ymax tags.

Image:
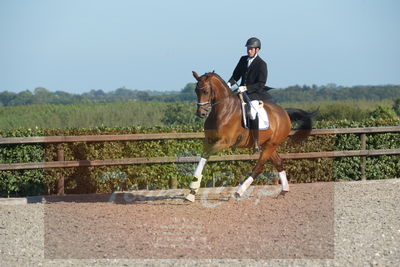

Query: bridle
<box><xmin>196</xmin><ymin>84</ymin><xmax>212</xmax><ymax>114</ymax></box>
<box><xmin>195</xmin><ymin>75</ymin><xmax>238</xmax><ymax>117</ymax></box>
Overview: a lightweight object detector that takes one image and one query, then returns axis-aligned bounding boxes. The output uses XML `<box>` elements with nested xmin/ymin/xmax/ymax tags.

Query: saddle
<box><xmin>238</xmin><ymin>94</ymin><xmax>269</xmax><ymax>130</ymax></box>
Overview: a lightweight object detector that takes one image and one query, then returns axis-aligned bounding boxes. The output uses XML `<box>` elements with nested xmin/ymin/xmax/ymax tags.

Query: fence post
<box><xmin>56</xmin><ymin>144</ymin><xmax>65</xmax><ymax>195</ymax></box>
<box><xmin>360</xmin><ymin>133</ymin><xmax>367</xmax><ymax>181</ymax></box>
<box><xmin>169</xmin><ymin>177</ymin><xmax>178</xmax><ymax>189</ymax></box>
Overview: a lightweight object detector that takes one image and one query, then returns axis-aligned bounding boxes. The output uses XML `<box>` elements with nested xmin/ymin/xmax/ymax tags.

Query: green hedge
<box><xmin>0</xmin><ymin>128</ymin><xmax>45</xmax><ymax>197</ymax></box>
<box><xmin>1</xmin><ymin>119</ymin><xmax>399</xmax><ymax>197</ymax></box>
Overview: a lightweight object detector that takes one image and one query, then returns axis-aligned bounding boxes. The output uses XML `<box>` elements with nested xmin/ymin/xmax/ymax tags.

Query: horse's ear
<box><xmin>192</xmin><ymin>71</ymin><xmax>200</xmax><ymax>81</ymax></box>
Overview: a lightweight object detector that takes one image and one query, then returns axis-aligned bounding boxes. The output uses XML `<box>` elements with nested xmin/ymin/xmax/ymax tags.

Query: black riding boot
<box><xmin>250</xmin><ymin>114</ymin><xmax>260</xmax><ymax>152</ymax></box>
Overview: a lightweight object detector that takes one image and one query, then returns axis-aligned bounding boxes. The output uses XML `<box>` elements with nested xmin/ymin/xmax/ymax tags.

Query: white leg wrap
<box><xmin>235</xmin><ymin>176</ymin><xmax>254</xmax><ymax>197</ymax></box>
<box><xmin>187</xmin><ymin>175</ymin><xmax>202</xmax><ymax>202</ymax></box>
<box><xmin>194</xmin><ymin>157</ymin><xmax>207</xmax><ymax>178</ymax></box>
<box><xmin>279</xmin><ymin>171</ymin><xmax>289</xmax><ymax>192</ymax></box>
<box><xmin>189</xmin><ymin>158</ymin><xmax>206</xmax><ymax>192</ymax></box>
<box><xmin>189</xmin><ymin>175</ymin><xmax>202</xmax><ymax>192</ymax></box>
<box><xmin>186</xmin><ymin>158</ymin><xmax>207</xmax><ymax>202</ymax></box>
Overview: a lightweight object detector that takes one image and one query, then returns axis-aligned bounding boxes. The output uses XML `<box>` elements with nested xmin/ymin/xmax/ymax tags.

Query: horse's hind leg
<box><xmin>270</xmin><ymin>151</ymin><xmax>289</xmax><ymax>192</ymax></box>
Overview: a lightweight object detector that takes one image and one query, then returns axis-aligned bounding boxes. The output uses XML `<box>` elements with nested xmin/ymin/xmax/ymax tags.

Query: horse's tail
<box><xmin>285</xmin><ymin>108</ymin><xmax>317</xmax><ymax>143</ymax></box>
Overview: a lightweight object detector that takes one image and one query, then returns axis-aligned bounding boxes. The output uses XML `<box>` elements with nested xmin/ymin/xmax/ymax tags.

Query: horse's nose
<box><xmin>197</xmin><ymin>112</ymin><xmax>206</xmax><ymax>118</ymax></box>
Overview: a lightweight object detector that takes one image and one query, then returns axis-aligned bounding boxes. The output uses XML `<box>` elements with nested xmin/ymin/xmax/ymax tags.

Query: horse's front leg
<box><xmin>185</xmin><ymin>156</ymin><xmax>207</xmax><ymax>202</ymax></box>
<box><xmin>185</xmin><ymin>136</ymin><xmax>231</xmax><ymax>202</ymax></box>
<box><xmin>235</xmin><ymin>143</ymin><xmax>278</xmax><ymax>198</ymax></box>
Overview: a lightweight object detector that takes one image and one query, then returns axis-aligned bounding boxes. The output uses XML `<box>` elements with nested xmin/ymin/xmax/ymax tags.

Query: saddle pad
<box><xmin>241</xmin><ymin>100</ymin><xmax>270</xmax><ymax>129</ymax></box>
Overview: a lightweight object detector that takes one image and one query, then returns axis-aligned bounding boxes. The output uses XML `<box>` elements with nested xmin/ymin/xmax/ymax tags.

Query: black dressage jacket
<box><xmin>228</xmin><ymin>55</ymin><xmax>272</xmax><ymax>101</ymax></box>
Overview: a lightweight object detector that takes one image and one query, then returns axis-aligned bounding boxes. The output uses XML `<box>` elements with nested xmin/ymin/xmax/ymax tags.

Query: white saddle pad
<box><xmin>241</xmin><ymin>100</ymin><xmax>270</xmax><ymax>129</ymax></box>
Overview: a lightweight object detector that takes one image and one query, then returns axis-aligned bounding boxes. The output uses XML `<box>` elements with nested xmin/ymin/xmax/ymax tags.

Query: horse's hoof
<box><xmin>280</xmin><ymin>190</ymin><xmax>289</xmax><ymax>196</ymax></box>
<box><xmin>185</xmin><ymin>193</ymin><xmax>196</xmax><ymax>202</ymax></box>
<box><xmin>234</xmin><ymin>192</ymin><xmax>241</xmax><ymax>199</ymax></box>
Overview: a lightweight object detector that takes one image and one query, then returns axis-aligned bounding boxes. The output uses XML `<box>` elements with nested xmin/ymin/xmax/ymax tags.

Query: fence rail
<box><xmin>1</xmin><ymin>126</ymin><xmax>399</xmax><ymax>194</ymax></box>
<box><xmin>1</xmin><ymin>126</ymin><xmax>399</xmax><ymax>144</ymax></box>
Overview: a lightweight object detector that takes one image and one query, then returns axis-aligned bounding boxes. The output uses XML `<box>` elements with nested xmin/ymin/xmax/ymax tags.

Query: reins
<box><xmin>196</xmin><ymin>83</ymin><xmax>237</xmax><ymax>111</ymax></box>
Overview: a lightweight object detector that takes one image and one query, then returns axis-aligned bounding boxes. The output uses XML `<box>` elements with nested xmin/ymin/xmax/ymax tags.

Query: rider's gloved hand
<box><xmin>227</xmin><ymin>82</ymin><xmax>232</xmax><ymax>89</ymax></box>
<box><xmin>238</xmin><ymin>86</ymin><xmax>247</xmax><ymax>93</ymax></box>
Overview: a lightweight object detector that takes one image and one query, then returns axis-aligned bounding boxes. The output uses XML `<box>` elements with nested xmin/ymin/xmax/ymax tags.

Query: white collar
<box><xmin>247</xmin><ymin>54</ymin><xmax>258</xmax><ymax>67</ymax></box>
<box><xmin>248</xmin><ymin>54</ymin><xmax>258</xmax><ymax>61</ymax></box>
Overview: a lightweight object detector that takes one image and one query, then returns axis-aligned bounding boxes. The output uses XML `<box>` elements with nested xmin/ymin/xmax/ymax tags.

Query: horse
<box><xmin>185</xmin><ymin>71</ymin><xmax>313</xmax><ymax>202</ymax></box>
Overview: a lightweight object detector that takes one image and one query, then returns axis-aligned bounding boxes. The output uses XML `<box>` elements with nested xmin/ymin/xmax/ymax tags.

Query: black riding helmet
<box><xmin>245</xmin><ymin>37</ymin><xmax>261</xmax><ymax>49</ymax></box>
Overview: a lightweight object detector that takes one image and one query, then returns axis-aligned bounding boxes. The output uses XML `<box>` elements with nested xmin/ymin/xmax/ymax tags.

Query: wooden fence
<box><xmin>1</xmin><ymin>126</ymin><xmax>399</xmax><ymax>194</ymax></box>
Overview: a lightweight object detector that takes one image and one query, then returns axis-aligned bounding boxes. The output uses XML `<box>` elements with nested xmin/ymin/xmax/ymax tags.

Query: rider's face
<box><xmin>247</xmin><ymin>47</ymin><xmax>258</xmax><ymax>58</ymax></box>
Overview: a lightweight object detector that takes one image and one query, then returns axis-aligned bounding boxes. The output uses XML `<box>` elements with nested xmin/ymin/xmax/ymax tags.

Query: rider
<box><xmin>227</xmin><ymin>37</ymin><xmax>271</xmax><ymax>101</ymax></box>
<box><xmin>227</xmin><ymin>37</ymin><xmax>272</xmax><ymax>149</ymax></box>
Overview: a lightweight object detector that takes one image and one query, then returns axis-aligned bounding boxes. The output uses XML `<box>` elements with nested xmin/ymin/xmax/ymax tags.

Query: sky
<box><xmin>0</xmin><ymin>0</ymin><xmax>399</xmax><ymax>93</ymax></box>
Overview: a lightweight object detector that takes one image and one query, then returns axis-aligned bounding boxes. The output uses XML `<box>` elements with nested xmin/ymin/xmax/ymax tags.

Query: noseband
<box><xmin>196</xmin><ymin>80</ymin><xmax>234</xmax><ymax>116</ymax></box>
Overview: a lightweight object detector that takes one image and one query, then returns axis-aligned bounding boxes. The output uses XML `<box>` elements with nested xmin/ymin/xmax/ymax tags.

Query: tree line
<box><xmin>1</xmin><ymin>84</ymin><xmax>399</xmax><ymax>106</ymax></box>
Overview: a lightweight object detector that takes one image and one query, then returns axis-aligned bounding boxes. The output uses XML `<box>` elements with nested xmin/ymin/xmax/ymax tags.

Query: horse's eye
<box><xmin>204</xmin><ymin>91</ymin><xmax>209</xmax><ymax>95</ymax></box>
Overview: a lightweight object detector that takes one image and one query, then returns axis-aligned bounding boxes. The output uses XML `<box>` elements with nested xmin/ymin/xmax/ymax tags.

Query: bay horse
<box><xmin>185</xmin><ymin>71</ymin><xmax>313</xmax><ymax>202</ymax></box>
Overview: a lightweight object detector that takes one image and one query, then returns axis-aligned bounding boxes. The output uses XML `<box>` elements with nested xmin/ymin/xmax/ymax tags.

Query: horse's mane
<box><xmin>201</xmin><ymin>72</ymin><xmax>230</xmax><ymax>91</ymax></box>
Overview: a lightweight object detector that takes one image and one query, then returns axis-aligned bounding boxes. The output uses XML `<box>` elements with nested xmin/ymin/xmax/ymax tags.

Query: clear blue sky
<box><xmin>1</xmin><ymin>0</ymin><xmax>399</xmax><ymax>93</ymax></box>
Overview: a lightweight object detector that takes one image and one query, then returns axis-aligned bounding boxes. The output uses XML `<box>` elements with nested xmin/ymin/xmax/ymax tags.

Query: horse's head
<box><xmin>192</xmin><ymin>71</ymin><xmax>232</xmax><ymax>118</ymax></box>
<box><xmin>193</xmin><ymin>71</ymin><xmax>213</xmax><ymax>118</ymax></box>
